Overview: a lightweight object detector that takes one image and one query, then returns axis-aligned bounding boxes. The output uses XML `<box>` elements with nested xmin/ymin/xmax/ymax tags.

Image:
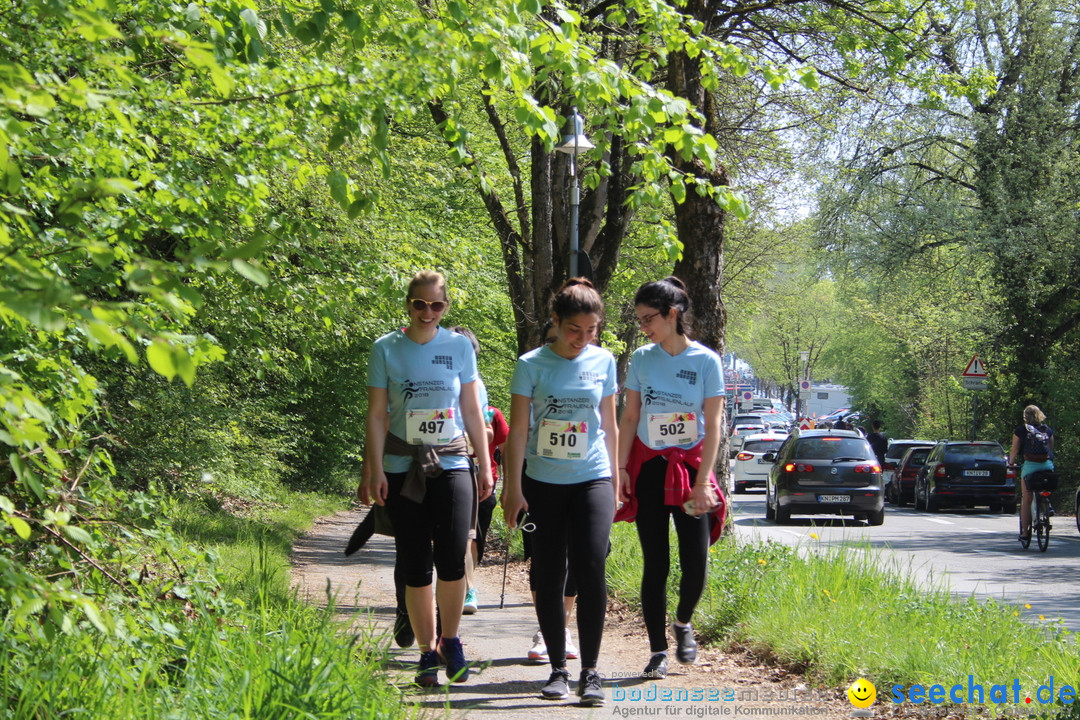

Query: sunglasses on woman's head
<box><xmin>409</xmin><ymin>298</ymin><xmax>447</xmax><ymax>312</ymax></box>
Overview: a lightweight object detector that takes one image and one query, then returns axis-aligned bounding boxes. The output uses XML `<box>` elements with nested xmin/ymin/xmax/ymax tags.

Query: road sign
<box><xmin>799</xmin><ymin>380</ymin><xmax>811</xmax><ymax>391</ymax></box>
<box><xmin>799</xmin><ymin>418</ymin><xmax>812</xmax><ymax>431</ymax></box>
<box><xmin>742</xmin><ymin>391</ymin><xmax>753</xmax><ymax>401</ymax></box>
<box><xmin>962</xmin><ymin>355</ymin><xmax>987</xmax><ymax>377</ymax></box>
<box><xmin>962</xmin><ymin>377</ymin><xmax>988</xmax><ymax>391</ymax></box>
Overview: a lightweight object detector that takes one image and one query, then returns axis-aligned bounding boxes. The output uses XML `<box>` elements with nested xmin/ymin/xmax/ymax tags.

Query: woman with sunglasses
<box><xmin>503</xmin><ymin>278</ymin><xmax>618</xmax><ymax>706</ymax></box>
<box><xmin>362</xmin><ymin>270</ymin><xmax>493</xmax><ymax>687</ymax></box>
<box><xmin>615</xmin><ymin>277</ymin><xmax>723</xmax><ymax>680</ymax></box>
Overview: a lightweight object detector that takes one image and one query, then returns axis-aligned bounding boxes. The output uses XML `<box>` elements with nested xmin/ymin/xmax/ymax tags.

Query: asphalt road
<box><xmin>727</xmin><ymin>488</ymin><xmax>1080</xmax><ymax>631</ymax></box>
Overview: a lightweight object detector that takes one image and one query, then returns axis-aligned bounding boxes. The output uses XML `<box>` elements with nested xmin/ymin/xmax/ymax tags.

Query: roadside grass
<box><xmin>166</xmin><ymin>485</ymin><xmax>342</xmax><ymax>600</ymax></box>
<box><xmin>607</xmin><ymin>521</ymin><xmax>1080</xmax><ymax>710</ymax></box>
<box><xmin>1</xmin><ymin>488</ymin><xmax>421</xmax><ymax>720</ymax></box>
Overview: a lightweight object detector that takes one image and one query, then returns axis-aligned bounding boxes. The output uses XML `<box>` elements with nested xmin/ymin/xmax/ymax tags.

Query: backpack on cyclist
<box><xmin>1023</xmin><ymin>423</ymin><xmax>1051</xmax><ymax>462</ymax></box>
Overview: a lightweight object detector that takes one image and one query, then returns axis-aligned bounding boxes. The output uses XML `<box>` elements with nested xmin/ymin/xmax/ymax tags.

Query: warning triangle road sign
<box><xmin>962</xmin><ymin>355</ymin><xmax>987</xmax><ymax>377</ymax></box>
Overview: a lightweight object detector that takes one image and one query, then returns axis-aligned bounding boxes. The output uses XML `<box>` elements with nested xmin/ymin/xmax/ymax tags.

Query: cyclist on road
<box><xmin>1008</xmin><ymin>404</ymin><xmax>1055</xmax><ymax>543</ymax></box>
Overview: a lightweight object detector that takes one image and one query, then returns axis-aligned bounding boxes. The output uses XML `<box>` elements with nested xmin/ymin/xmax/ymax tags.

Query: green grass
<box><xmin>606</xmin><ymin>521</ymin><xmax>1080</xmax><ymax>713</ymax></box>
<box><xmin>166</xmin><ymin>486</ymin><xmax>343</xmax><ymax>599</ymax></box>
<box><xmin>0</xmin><ymin>486</ymin><xmax>421</xmax><ymax>720</ymax></box>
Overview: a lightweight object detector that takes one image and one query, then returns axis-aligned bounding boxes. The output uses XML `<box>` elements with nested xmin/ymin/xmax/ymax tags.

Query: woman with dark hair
<box><xmin>615</xmin><ymin>276</ymin><xmax>724</xmax><ymax>680</ymax></box>
<box><xmin>361</xmin><ymin>270</ymin><xmax>493</xmax><ymax>687</ymax></box>
<box><xmin>522</xmin><ymin>319</ymin><xmax>580</xmax><ymax>664</ymax></box>
<box><xmin>503</xmin><ymin>278</ymin><xmax>618</xmax><ymax>706</ymax></box>
<box><xmin>1008</xmin><ymin>404</ymin><xmax>1055</xmax><ymax>542</ymax></box>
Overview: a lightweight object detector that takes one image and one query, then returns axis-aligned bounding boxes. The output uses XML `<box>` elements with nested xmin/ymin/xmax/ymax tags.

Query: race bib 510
<box><xmin>539</xmin><ymin>418</ymin><xmax>587</xmax><ymax>460</ymax></box>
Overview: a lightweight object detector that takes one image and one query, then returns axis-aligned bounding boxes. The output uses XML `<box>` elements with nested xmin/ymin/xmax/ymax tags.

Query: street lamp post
<box><xmin>798</xmin><ymin>350</ymin><xmax>809</xmax><ymax>420</ymax></box>
<box><xmin>555</xmin><ymin>107</ymin><xmax>594</xmax><ymax>279</ymax></box>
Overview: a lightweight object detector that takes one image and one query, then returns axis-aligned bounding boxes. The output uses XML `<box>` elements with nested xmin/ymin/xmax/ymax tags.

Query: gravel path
<box><xmin>290</xmin><ymin>508</ymin><xmax>940</xmax><ymax>720</ymax></box>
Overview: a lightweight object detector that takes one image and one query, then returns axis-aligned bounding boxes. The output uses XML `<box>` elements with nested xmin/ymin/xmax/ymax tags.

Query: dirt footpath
<box><xmin>290</xmin><ymin>508</ymin><xmax>942</xmax><ymax>720</ymax></box>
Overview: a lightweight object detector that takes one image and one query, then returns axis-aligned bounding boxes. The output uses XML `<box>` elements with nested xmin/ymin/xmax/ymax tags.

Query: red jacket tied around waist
<box><xmin>614</xmin><ymin>436</ymin><xmax>726</xmax><ymax>544</ymax></box>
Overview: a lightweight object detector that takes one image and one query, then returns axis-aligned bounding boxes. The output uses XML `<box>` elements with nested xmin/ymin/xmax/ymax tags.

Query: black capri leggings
<box><xmin>634</xmin><ymin>455</ymin><xmax>710</xmax><ymax>653</ymax></box>
<box><xmin>523</xmin><ymin>474</ymin><xmax>613</xmax><ymax>669</ymax></box>
<box><xmin>384</xmin><ymin>468</ymin><xmax>474</xmax><ymax>587</ymax></box>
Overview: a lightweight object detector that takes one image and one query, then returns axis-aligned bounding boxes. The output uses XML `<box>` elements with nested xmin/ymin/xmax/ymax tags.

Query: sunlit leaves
<box><xmin>231</xmin><ymin>259</ymin><xmax>269</xmax><ymax>287</ymax></box>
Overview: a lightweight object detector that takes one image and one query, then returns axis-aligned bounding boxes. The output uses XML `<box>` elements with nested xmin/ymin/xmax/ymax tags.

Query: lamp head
<box><xmin>555</xmin><ymin>107</ymin><xmax>594</xmax><ymax>155</ymax></box>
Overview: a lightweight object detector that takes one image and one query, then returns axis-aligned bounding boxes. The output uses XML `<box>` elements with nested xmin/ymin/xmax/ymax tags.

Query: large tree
<box><xmin>815</xmin><ymin>0</ymin><xmax>1080</xmax><ymax>438</ymax></box>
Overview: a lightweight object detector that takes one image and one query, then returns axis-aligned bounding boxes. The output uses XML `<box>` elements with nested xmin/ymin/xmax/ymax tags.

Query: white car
<box><xmin>731</xmin><ymin>432</ymin><xmax>788</xmax><ymax>493</ymax></box>
<box><xmin>729</xmin><ymin>419</ymin><xmax>771</xmax><ymax>455</ymax></box>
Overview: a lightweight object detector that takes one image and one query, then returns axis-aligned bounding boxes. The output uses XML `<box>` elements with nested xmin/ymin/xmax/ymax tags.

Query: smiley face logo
<box><xmin>847</xmin><ymin>678</ymin><xmax>876</xmax><ymax>708</ymax></box>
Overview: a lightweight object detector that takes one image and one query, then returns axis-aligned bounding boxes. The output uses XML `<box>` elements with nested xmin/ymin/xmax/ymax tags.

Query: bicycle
<box><xmin>1076</xmin><ymin>485</ymin><xmax>1080</xmax><ymax>535</ymax></box>
<box><xmin>1018</xmin><ymin>469</ymin><xmax>1057</xmax><ymax>552</ymax></box>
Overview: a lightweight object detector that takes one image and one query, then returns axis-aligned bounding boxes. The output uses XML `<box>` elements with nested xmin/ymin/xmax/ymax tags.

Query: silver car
<box><xmin>731</xmin><ymin>432</ymin><xmax>788</xmax><ymax>493</ymax></box>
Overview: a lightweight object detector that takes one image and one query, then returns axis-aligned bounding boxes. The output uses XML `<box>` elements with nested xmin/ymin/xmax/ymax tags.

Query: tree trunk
<box><xmin>667</xmin><ymin>4</ymin><xmax>732</xmax><ymax>487</ymax></box>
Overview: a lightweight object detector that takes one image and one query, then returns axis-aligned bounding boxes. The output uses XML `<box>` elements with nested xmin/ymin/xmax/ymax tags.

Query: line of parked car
<box><xmin>729</xmin><ymin>418</ymin><xmax>1019</xmax><ymax>525</ymax></box>
<box><xmin>882</xmin><ymin>439</ymin><xmax>1017</xmax><ymax>514</ymax></box>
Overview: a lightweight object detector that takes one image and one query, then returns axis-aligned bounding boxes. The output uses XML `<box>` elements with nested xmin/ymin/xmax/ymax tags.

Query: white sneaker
<box><xmin>564</xmin><ymin>628</ymin><xmax>579</xmax><ymax>660</ymax></box>
<box><xmin>528</xmin><ymin>630</ymin><xmax>549</xmax><ymax>664</ymax></box>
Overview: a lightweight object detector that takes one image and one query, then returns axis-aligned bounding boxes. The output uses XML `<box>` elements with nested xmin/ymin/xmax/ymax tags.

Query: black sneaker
<box><xmin>439</xmin><ymin>636</ymin><xmax>470</xmax><ymax>683</ymax></box>
<box><xmin>673</xmin><ymin>623</ymin><xmax>698</xmax><ymax>664</ymax></box>
<box><xmin>394</xmin><ymin>609</ymin><xmax>414</xmax><ymax>648</ymax></box>
<box><xmin>578</xmin><ymin>669</ymin><xmax>605</xmax><ymax>706</ymax></box>
<box><xmin>643</xmin><ymin>652</ymin><xmax>668</xmax><ymax>679</ymax></box>
<box><xmin>415</xmin><ymin>650</ymin><xmax>440</xmax><ymax>688</ymax></box>
<box><xmin>541</xmin><ymin>668</ymin><xmax>570</xmax><ymax>700</ymax></box>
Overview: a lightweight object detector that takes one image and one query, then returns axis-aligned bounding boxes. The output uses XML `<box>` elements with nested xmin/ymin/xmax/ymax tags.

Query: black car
<box><xmin>763</xmin><ymin>428</ymin><xmax>885</xmax><ymax>525</ymax></box>
<box><xmin>913</xmin><ymin>441</ymin><xmax>1017</xmax><ymax>513</ymax></box>
<box><xmin>886</xmin><ymin>445</ymin><xmax>934</xmax><ymax>506</ymax></box>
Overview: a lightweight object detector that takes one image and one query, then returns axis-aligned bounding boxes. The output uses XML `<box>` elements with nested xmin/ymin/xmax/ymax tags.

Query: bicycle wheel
<box><xmin>1075</xmin><ymin>487</ymin><xmax>1080</xmax><ymax>534</ymax></box>
<box><xmin>1018</xmin><ymin>513</ymin><xmax>1031</xmax><ymax>549</ymax></box>
<box><xmin>1036</xmin><ymin>497</ymin><xmax>1050</xmax><ymax>552</ymax></box>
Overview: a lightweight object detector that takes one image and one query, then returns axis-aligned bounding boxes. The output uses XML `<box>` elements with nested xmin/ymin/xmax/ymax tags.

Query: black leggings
<box><xmin>384</xmin><ymin>468</ymin><xmax>473</xmax><ymax>587</ymax></box>
<box><xmin>634</xmin><ymin>456</ymin><xmax>710</xmax><ymax>653</ymax></box>
<box><xmin>523</xmin><ymin>474</ymin><xmax>613</xmax><ymax>669</ymax></box>
<box><xmin>523</xmin><ymin>530</ymin><xmax>578</xmax><ymax>596</ymax></box>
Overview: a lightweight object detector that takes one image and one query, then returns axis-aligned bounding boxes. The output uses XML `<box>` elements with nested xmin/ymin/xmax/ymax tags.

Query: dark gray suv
<box><xmin>763</xmin><ymin>428</ymin><xmax>885</xmax><ymax>525</ymax></box>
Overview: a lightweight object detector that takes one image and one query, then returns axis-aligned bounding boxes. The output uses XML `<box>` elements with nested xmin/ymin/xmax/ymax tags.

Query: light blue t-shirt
<box><xmin>478</xmin><ymin>377</ymin><xmax>489</xmax><ymax>415</ymax></box>
<box><xmin>510</xmin><ymin>344</ymin><xmax>618</xmax><ymax>484</ymax></box>
<box><xmin>624</xmin><ymin>340</ymin><xmax>724</xmax><ymax>450</ymax></box>
<box><xmin>367</xmin><ymin>327</ymin><xmax>479</xmax><ymax>473</ymax></box>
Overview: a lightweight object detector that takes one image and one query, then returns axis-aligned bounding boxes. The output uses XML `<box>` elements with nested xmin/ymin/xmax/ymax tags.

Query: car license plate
<box><xmin>963</xmin><ymin>470</ymin><xmax>990</xmax><ymax>477</ymax></box>
<box><xmin>818</xmin><ymin>495</ymin><xmax>850</xmax><ymax>503</ymax></box>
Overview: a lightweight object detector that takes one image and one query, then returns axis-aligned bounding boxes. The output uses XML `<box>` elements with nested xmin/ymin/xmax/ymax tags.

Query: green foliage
<box><xmin>1</xmin><ymin>488</ymin><xmax>411</xmax><ymax>719</ymax></box>
<box><xmin>803</xmin><ymin>1</ymin><xmax>1080</xmax><ymax>500</ymax></box>
<box><xmin>4</xmin><ymin>0</ymin><xmax>1047</xmax><ymax>708</ymax></box>
<box><xmin>729</xmin><ymin>246</ymin><xmax>844</xmax><ymax>408</ymax></box>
